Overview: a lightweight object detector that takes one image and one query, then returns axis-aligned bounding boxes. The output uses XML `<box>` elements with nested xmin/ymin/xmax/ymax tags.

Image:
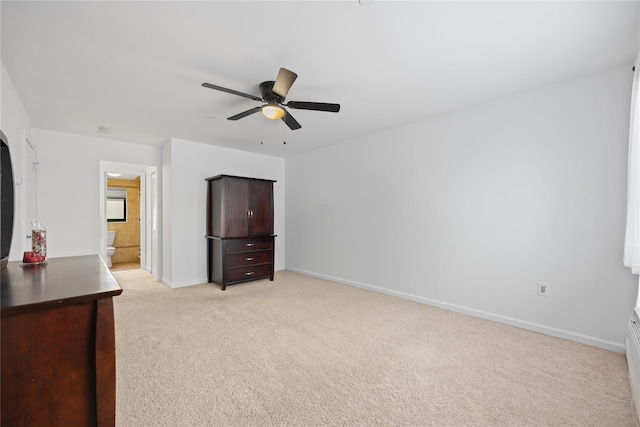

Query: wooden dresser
<box><xmin>1</xmin><ymin>255</ymin><xmax>122</xmax><ymax>427</ymax></box>
<box><xmin>205</xmin><ymin>175</ymin><xmax>276</xmax><ymax>290</ymax></box>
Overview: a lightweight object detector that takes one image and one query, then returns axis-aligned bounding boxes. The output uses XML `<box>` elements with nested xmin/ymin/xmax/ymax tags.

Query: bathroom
<box><xmin>106</xmin><ymin>174</ymin><xmax>141</xmax><ymax>270</ymax></box>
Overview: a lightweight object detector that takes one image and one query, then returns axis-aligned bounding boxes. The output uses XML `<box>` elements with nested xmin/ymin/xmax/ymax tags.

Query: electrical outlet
<box><xmin>537</xmin><ymin>282</ymin><xmax>549</xmax><ymax>297</ymax></box>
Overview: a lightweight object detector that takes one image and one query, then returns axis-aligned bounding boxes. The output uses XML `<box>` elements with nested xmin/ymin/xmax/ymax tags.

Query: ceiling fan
<box><xmin>202</xmin><ymin>68</ymin><xmax>340</xmax><ymax>130</ymax></box>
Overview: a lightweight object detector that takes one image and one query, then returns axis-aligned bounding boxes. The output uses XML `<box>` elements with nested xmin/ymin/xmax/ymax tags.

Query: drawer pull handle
<box><xmin>246</xmin><ymin>243</ymin><xmax>255</xmax><ymax>247</ymax></box>
<box><xmin>246</xmin><ymin>257</ymin><xmax>255</xmax><ymax>261</ymax></box>
<box><xmin>246</xmin><ymin>272</ymin><xmax>254</xmax><ymax>276</ymax></box>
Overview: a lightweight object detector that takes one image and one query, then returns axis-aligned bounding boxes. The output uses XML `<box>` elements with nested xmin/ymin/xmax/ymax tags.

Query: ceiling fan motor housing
<box><xmin>259</xmin><ymin>81</ymin><xmax>283</xmax><ymax>103</ymax></box>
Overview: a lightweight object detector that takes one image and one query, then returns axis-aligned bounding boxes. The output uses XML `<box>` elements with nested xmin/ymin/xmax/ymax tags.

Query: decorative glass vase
<box><xmin>31</xmin><ymin>221</ymin><xmax>47</xmax><ymax>258</ymax></box>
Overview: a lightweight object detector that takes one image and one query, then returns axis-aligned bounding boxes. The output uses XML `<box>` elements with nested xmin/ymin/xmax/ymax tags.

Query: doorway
<box><xmin>99</xmin><ymin>161</ymin><xmax>160</xmax><ymax>279</ymax></box>
<box><xmin>106</xmin><ymin>172</ymin><xmax>142</xmax><ymax>271</ymax></box>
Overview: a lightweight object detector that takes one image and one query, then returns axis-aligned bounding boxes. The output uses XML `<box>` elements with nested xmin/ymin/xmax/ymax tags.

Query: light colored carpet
<box><xmin>112</xmin><ymin>269</ymin><xmax>633</xmax><ymax>426</ymax></box>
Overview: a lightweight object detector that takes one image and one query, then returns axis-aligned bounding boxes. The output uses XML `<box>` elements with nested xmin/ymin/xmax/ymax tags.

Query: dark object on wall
<box><xmin>202</xmin><ymin>67</ymin><xmax>340</xmax><ymax>131</ymax></box>
<box><xmin>0</xmin><ymin>130</ymin><xmax>14</xmax><ymax>270</ymax></box>
<box><xmin>205</xmin><ymin>175</ymin><xmax>276</xmax><ymax>290</ymax></box>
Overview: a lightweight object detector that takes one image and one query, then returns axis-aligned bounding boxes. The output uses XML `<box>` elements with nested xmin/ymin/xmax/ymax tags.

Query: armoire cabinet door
<box><xmin>223</xmin><ymin>177</ymin><xmax>250</xmax><ymax>238</ymax></box>
<box><xmin>249</xmin><ymin>180</ymin><xmax>274</xmax><ymax>237</ymax></box>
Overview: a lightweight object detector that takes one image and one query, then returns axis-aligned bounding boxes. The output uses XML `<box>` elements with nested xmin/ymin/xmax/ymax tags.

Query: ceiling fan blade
<box><xmin>202</xmin><ymin>82</ymin><xmax>262</xmax><ymax>102</ymax></box>
<box><xmin>272</xmin><ymin>68</ymin><xmax>298</xmax><ymax>98</ymax></box>
<box><xmin>286</xmin><ymin>101</ymin><xmax>340</xmax><ymax>113</ymax></box>
<box><xmin>282</xmin><ymin>109</ymin><xmax>302</xmax><ymax>130</ymax></box>
<box><xmin>228</xmin><ymin>106</ymin><xmax>261</xmax><ymax>121</ymax></box>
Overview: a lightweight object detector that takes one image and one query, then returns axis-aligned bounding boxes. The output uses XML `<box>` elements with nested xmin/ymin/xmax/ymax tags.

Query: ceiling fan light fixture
<box><xmin>261</xmin><ymin>104</ymin><xmax>285</xmax><ymax>120</ymax></box>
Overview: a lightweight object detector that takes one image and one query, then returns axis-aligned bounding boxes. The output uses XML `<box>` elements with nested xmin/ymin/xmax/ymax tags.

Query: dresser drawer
<box><xmin>225</xmin><ymin>251</ymin><xmax>271</xmax><ymax>268</ymax></box>
<box><xmin>225</xmin><ymin>238</ymin><xmax>273</xmax><ymax>254</ymax></box>
<box><xmin>225</xmin><ymin>264</ymin><xmax>272</xmax><ymax>283</ymax></box>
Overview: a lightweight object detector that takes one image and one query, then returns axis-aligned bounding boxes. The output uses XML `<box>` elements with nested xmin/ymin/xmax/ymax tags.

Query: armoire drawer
<box><xmin>225</xmin><ymin>264</ymin><xmax>273</xmax><ymax>283</ymax></box>
<box><xmin>225</xmin><ymin>250</ymin><xmax>272</xmax><ymax>268</ymax></box>
<box><xmin>225</xmin><ymin>238</ymin><xmax>273</xmax><ymax>254</ymax></box>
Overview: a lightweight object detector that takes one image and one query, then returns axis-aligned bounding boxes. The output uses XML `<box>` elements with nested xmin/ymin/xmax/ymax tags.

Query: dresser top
<box><xmin>1</xmin><ymin>254</ymin><xmax>122</xmax><ymax>315</ymax></box>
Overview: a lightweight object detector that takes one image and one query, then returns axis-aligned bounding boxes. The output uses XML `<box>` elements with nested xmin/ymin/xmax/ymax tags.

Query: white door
<box><xmin>150</xmin><ymin>171</ymin><xmax>158</xmax><ymax>275</ymax></box>
<box><xmin>24</xmin><ymin>135</ymin><xmax>36</xmax><ymax>250</ymax></box>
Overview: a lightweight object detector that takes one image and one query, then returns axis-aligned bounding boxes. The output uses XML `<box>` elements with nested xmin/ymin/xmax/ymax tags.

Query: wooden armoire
<box><xmin>205</xmin><ymin>175</ymin><xmax>276</xmax><ymax>290</ymax></box>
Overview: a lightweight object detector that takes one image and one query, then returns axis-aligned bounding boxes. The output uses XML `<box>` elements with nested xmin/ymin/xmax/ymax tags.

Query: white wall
<box><xmin>286</xmin><ymin>65</ymin><xmax>638</xmax><ymax>351</ymax></box>
<box><xmin>1</xmin><ymin>62</ymin><xmax>32</xmax><ymax>260</ymax></box>
<box><xmin>162</xmin><ymin>137</ymin><xmax>285</xmax><ymax>288</ymax></box>
<box><xmin>32</xmin><ymin>129</ymin><xmax>161</xmax><ymax>258</ymax></box>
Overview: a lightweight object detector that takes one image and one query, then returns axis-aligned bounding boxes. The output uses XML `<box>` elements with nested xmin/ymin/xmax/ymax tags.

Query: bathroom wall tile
<box><xmin>106</xmin><ymin>177</ymin><xmax>140</xmax><ymax>263</ymax></box>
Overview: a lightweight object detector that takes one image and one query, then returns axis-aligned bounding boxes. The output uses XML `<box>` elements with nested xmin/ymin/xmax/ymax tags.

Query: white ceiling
<box><xmin>2</xmin><ymin>1</ymin><xmax>638</xmax><ymax>158</ymax></box>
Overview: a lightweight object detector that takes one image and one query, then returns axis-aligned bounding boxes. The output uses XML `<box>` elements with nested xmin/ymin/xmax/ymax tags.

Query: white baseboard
<box><xmin>161</xmin><ymin>277</ymin><xmax>208</xmax><ymax>288</ymax></box>
<box><xmin>163</xmin><ymin>267</ymin><xmax>286</xmax><ymax>290</ymax></box>
<box><xmin>286</xmin><ymin>267</ymin><xmax>625</xmax><ymax>353</ymax></box>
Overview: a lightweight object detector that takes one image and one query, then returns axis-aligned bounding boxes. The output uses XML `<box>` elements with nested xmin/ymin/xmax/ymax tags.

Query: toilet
<box><xmin>106</xmin><ymin>230</ymin><xmax>116</xmax><ymax>268</ymax></box>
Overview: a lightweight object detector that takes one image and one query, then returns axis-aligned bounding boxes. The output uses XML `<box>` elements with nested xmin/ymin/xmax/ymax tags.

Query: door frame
<box><xmin>99</xmin><ymin>161</ymin><xmax>160</xmax><ymax>279</ymax></box>
<box><xmin>21</xmin><ymin>130</ymin><xmax>36</xmax><ymax>255</ymax></box>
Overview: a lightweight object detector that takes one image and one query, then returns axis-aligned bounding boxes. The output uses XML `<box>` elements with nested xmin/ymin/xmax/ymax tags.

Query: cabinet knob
<box><xmin>246</xmin><ymin>243</ymin><xmax>255</xmax><ymax>247</ymax></box>
<box><xmin>246</xmin><ymin>271</ymin><xmax>254</xmax><ymax>276</ymax></box>
<box><xmin>246</xmin><ymin>257</ymin><xmax>254</xmax><ymax>261</ymax></box>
